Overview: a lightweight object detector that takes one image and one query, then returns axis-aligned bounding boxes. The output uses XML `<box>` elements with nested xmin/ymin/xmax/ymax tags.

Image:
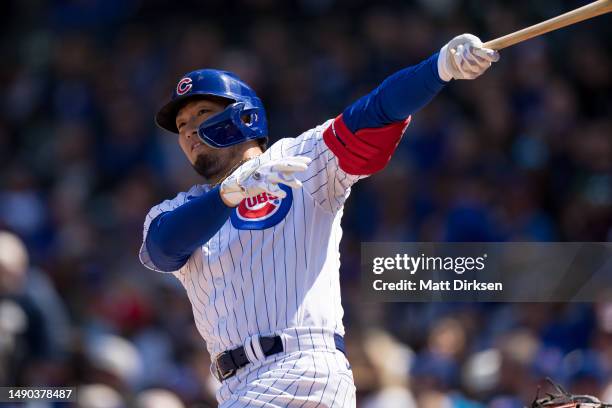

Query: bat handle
<box><xmin>483</xmin><ymin>0</ymin><xmax>612</xmax><ymax>50</ymax></box>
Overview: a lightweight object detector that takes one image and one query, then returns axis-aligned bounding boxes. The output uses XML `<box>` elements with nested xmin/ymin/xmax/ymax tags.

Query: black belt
<box><xmin>214</xmin><ymin>333</ymin><xmax>346</xmax><ymax>382</ymax></box>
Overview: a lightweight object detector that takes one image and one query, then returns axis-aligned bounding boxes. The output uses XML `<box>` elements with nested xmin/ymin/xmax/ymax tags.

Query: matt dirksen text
<box><xmin>373</xmin><ymin>279</ymin><xmax>503</xmax><ymax>291</ymax></box>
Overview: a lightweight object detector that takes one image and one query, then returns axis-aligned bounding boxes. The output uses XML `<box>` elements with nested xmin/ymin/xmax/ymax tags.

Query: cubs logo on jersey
<box><xmin>230</xmin><ymin>184</ymin><xmax>292</xmax><ymax>230</ymax></box>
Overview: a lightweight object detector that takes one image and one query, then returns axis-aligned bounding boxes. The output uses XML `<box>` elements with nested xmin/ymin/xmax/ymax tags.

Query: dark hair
<box><xmin>257</xmin><ymin>137</ymin><xmax>268</xmax><ymax>152</ymax></box>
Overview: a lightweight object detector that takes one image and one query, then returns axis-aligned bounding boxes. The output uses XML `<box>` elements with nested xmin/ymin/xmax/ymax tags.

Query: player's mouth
<box><xmin>191</xmin><ymin>141</ymin><xmax>205</xmax><ymax>153</ymax></box>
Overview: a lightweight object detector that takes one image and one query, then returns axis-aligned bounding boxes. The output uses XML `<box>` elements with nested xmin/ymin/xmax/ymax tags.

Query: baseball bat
<box><xmin>482</xmin><ymin>0</ymin><xmax>612</xmax><ymax>50</ymax></box>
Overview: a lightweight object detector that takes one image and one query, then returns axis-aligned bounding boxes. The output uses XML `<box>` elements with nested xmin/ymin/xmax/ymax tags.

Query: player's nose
<box><xmin>183</xmin><ymin>122</ymin><xmax>198</xmax><ymax>139</ymax></box>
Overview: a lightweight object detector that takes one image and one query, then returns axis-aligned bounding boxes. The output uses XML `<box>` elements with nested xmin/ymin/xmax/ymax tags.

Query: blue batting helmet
<box><xmin>155</xmin><ymin>69</ymin><xmax>268</xmax><ymax>148</ymax></box>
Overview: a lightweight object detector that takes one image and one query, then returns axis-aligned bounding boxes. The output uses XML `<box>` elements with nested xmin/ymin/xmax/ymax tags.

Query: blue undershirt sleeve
<box><xmin>342</xmin><ymin>52</ymin><xmax>447</xmax><ymax>133</ymax></box>
<box><xmin>145</xmin><ymin>186</ymin><xmax>232</xmax><ymax>272</ymax></box>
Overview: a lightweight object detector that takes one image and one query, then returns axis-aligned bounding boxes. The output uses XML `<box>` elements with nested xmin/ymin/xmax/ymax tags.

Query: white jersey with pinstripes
<box><xmin>139</xmin><ymin>119</ymin><xmax>363</xmax><ymax>359</ymax></box>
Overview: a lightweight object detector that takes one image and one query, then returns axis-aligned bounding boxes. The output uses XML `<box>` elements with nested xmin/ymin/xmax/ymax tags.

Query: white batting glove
<box><xmin>220</xmin><ymin>156</ymin><xmax>312</xmax><ymax>207</ymax></box>
<box><xmin>437</xmin><ymin>33</ymin><xmax>500</xmax><ymax>81</ymax></box>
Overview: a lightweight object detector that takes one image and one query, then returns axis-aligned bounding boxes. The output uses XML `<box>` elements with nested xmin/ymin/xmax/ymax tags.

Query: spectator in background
<box><xmin>135</xmin><ymin>388</ymin><xmax>186</xmax><ymax>408</ymax></box>
<box><xmin>0</xmin><ymin>230</ymin><xmax>71</xmax><ymax>386</ymax></box>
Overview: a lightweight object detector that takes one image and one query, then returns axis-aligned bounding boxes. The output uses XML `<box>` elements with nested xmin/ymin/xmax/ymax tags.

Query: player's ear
<box><xmin>241</xmin><ymin>114</ymin><xmax>253</xmax><ymax>125</ymax></box>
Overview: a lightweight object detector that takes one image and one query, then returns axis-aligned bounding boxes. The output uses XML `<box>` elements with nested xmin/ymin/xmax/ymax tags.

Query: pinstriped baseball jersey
<box><xmin>139</xmin><ymin>119</ymin><xmax>364</xmax><ymax>358</ymax></box>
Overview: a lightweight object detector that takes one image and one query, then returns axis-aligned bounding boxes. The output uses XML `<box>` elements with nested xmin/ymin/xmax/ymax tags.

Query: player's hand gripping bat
<box><xmin>440</xmin><ymin>0</ymin><xmax>611</xmax><ymax>81</ymax></box>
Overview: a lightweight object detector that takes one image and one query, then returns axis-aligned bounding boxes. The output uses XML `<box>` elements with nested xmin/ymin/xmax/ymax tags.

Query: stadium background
<box><xmin>0</xmin><ymin>0</ymin><xmax>611</xmax><ymax>406</ymax></box>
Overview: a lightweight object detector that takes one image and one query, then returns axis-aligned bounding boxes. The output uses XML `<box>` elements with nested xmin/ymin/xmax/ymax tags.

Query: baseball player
<box><xmin>140</xmin><ymin>33</ymin><xmax>499</xmax><ymax>407</ymax></box>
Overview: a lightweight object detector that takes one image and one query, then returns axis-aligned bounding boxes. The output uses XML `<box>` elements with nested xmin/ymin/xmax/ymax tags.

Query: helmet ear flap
<box><xmin>197</xmin><ymin>102</ymin><xmax>267</xmax><ymax>148</ymax></box>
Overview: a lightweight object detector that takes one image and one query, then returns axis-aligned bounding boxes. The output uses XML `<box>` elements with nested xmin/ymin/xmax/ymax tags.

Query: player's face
<box><xmin>175</xmin><ymin>98</ymin><xmax>241</xmax><ymax>179</ymax></box>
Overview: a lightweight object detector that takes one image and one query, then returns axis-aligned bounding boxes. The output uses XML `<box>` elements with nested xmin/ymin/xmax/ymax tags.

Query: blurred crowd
<box><xmin>0</xmin><ymin>0</ymin><xmax>611</xmax><ymax>406</ymax></box>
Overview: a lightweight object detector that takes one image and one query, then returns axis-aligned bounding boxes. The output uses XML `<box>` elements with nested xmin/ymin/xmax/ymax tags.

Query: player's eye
<box><xmin>198</xmin><ymin>109</ymin><xmax>211</xmax><ymax>116</ymax></box>
<box><xmin>177</xmin><ymin>122</ymin><xmax>186</xmax><ymax>130</ymax></box>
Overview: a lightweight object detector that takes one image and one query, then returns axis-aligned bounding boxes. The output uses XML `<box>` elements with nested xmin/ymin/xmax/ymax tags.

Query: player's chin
<box><xmin>192</xmin><ymin>153</ymin><xmax>223</xmax><ymax>179</ymax></box>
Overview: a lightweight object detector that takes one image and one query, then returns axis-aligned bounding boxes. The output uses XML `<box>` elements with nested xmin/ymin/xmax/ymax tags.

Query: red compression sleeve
<box><xmin>322</xmin><ymin>114</ymin><xmax>411</xmax><ymax>175</ymax></box>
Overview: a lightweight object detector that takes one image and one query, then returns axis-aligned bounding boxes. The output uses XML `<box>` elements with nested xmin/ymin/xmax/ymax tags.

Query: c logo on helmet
<box><xmin>176</xmin><ymin>77</ymin><xmax>193</xmax><ymax>95</ymax></box>
<box><xmin>230</xmin><ymin>184</ymin><xmax>293</xmax><ymax>230</ymax></box>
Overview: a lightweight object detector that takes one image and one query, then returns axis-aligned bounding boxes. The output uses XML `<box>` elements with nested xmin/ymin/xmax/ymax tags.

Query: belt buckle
<box><xmin>214</xmin><ymin>351</ymin><xmax>236</xmax><ymax>382</ymax></box>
